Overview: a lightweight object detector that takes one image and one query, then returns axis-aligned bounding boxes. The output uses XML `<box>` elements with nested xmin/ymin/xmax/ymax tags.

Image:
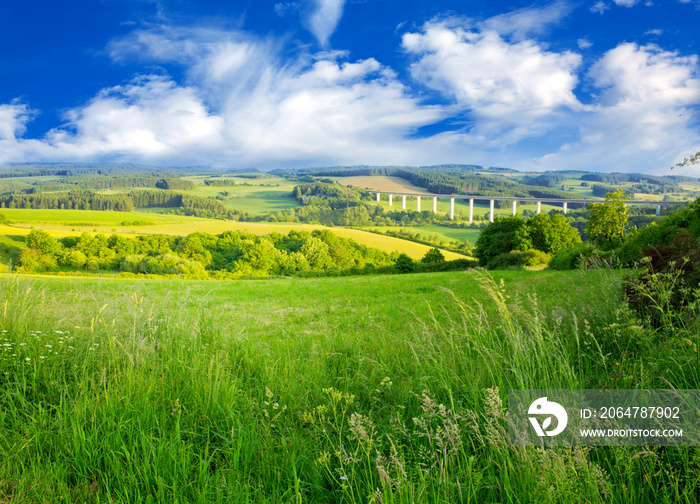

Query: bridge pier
<box><xmin>433</xmin><ymin>196</ymin><xmax>437</xmax><ymax>213</ymax></box>
<box><xmin>656</xmin><ymin>204</ymin><xmax>661</xmax><ymax>216</ymax></box>
<box><xmin>417</xmin><ymin>196</ymin><xmax>421</xmax><ymax>212</ymax></box>
<box><xmin>536</xmin><ymin>201</ymin><xmax>541</xmax><ymax>215</ymax></box>
<box><xmin>389</xmin><ymin>194</ymin><xmax>393</xmax><ymax>206</ymax></box>
<box><xmin>402</xmin><ymin>195</ymin><xmax>406</xmax><ymax>210</ymax></box>
<box><xmin>563</xmin><ymin>202</ymin><xmax>568</xmax><ymax>214</ymax></box>
<box><xmin>469</xmin><ymin>198</ymin><xmax>474</xmax><ymax>223</ymax></box>
<box><xmin>512</xmin><ymin>200</ymin><xmax>517</xmax><ymax>216</ymax></box>
<box><xmin>376</xmin><ymin>193</ymin><xmax>380</xmax><ymax>202</ymax></box>
<box><xmin>490</xmin><ymin>199</ymin><xmax>495</xmax><ymax>222</ymax></box>
<box><xmin>450</xmin><ymin>198</ymin><xmax>455</xmax><ymax>220</ymax></box>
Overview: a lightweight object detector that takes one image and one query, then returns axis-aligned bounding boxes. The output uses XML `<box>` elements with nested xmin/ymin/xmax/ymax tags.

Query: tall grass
<box><xmin>0</xmin><ymin>269</ymin><xmax>698</xmax><ymax>502</ymax></box>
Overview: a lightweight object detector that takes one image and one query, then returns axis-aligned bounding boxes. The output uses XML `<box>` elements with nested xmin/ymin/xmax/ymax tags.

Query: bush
<box><xmin>625</xmin><ymin>230</ymin><xmax>700</xmax><ymax>329</ymax></box>
<box><xmin>549</xmin><ymin>243</ymin><xmax>596</xmax><ymax>270</ymax></box>
<box><xmin>617</xmin><ymin>200</ymin><xmax>700</xmax><ymax>265</ymax></box>
<box><xmin>394</xmin><ymin>253</ymin><xmax>415</xmax><ymax>273</ymax></box>
<box><xmin>487</xmin><ymin>249</ymin><xmax>552</xmax><ymax>270</ymax></box>
<box><xmin>421</xmin><ymin>247</ymin><xmax>445</xmax><ymax>264</ymax></box>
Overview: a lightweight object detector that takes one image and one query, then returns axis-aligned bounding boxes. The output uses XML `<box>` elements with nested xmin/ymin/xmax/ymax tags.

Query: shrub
<box><xmin>625</xmin><ymin>230</ymin><xmax>700</xmax><ymax>329</ymax></box>
<box><xmin>617</xmin><ymin>199</ymin><xmax>700</xmax><ymax>264</ymax></box>
<box><xmin>421</xmin><ymin>247</ymin><xmax>445</xmax><ymax>264</ymax></box>
<box><xmin>549</xmin><ymin>243</ymin><xmax>596</xmax><ymax>270</ymax></box>
<box><xmin>394</xmin><ymin>253</ymin><xmax>415</xmax><ymax>273</ymax></box>
<box><xmin>487</xmin><ymin>249</ymin><xmax>552</xmax><ymax>270</ymax></box>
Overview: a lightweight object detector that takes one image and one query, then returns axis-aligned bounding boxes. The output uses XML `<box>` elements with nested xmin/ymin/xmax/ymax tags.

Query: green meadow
<box><xmin>180</xmin><ymin>176</ymin><xmax>302</xmax><ymax>216</ymax></box>
<box><xmin>1</xmin><ymin>268</ymin><xmax>698</xmax><ymax>503</ymax></box>
<box><xmin>368</xmin><ymin>224</ymin><xmax>482</xmax><ymax>246</ymax></box>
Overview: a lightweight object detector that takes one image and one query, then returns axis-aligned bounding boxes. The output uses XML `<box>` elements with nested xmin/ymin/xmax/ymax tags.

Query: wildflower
<box><xmin>25</xmin><ymin>357</ymin><xmax>30</xmax><ymax>362</ymax></box>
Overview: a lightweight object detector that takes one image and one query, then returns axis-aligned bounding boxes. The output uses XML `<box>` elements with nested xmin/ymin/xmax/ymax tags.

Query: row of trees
<box><xmin>0</xmin><ymin>189</ymin><xmax>248</xmax><ymax>220</ymax></box>
<box><xmin>18</xmin><ymin>228</ymin><xmax>396</xmax><ymax>277</ymax></box>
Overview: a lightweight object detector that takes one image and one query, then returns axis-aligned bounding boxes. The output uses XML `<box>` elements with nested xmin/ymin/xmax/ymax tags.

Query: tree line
<box><xmin>18</xmin><ymin>228</ymin><xmax>397</xmax><ymax>278</ymax></box>
<box><xmin>0</xmin><ymin>189</ymin><xmax>248</xmax><ymax>220</ymax></box>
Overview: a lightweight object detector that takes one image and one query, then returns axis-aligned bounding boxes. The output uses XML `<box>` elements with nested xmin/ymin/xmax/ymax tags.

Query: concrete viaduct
<box><xmin>368</xmin><ymin>191</ymin><xmax>689</xmax><ymax>223</ymax></box>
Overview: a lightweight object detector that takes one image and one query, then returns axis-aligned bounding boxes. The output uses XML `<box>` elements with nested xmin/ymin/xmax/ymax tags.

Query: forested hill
<box><xmin>272</xmin><ymin>165</ymin><xmax>583</xmax><ymax>200</ymax></box>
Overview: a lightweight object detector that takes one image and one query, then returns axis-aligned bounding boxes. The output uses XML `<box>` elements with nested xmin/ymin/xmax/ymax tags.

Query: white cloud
<box><xmin>1</xmin><ymin>28</ymin><xmax>450</xmax><ymax>167</ymax></box>
<box><xmin>44</xmin><ymin>75</ymin><xmax>225</xmax><ymax>160</ymax></box>
<box><xmin>0</xmin><ymin>102</ymin><xmax>34</xmax><ymax>141</ymax></box>
<box><xmin>590</xmin><ymin>2</ymin><xmax>610</xmax><ymax>14</ymax></box>
<box><xmin>274</xmin><ymin>2</ymin><xmax>301</xmax><ymax>17</ymax></box>
<box><xmin>402</xmin><ymin>20</ymin><xmax>582</xmax><ymax>143</ymax></box>
<box><xmin>578</xmin><ymin>38</ymin><xmax>593</xmax><ymax>49</ymax></box>
<box><xmin>478</xmin><ymin>1</ymin><xmax>574</xmax><ymax>41</ymax></box>
<box><xmin>305</xmin><ymin>0</ymin><xmax>346</xmax><ymax>47</ymax></box>
<box><xmin>612</xmin><ymin>0</ymin><xmax>640</xmax><ymax>6</ymax></box>
<box><xmin>645</xmin><ymin>29</ymin><xmax>663</xmax><ymax>36</ymax></box>
<box><xmin>3</xmin><ymin>8</ymin><xmax>700</xmax><ymax>174</ymax></box>
<box><xmin>527</xmin><ymin>43</ymin><xmax>700</xmax><ymax>173</ymax></box>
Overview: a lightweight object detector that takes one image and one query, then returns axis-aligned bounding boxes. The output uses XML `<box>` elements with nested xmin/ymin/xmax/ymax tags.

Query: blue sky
<box><xmin>1</xmin><ymin>0</ymin><xmax>700</xmax><ymax>174</ymax></box>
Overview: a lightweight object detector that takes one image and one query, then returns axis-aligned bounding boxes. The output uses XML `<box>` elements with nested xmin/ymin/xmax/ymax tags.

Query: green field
<box><xmin>0</xmin><ymin>208</ymin><xmax>211</xmax><ymax>226</ymax></box>
<box><xmin>1</xmin><ymin>269</ymin><xmax>697</xmax><ymax>502</ymax></box>
<box><xmin>368</xmin><ymin>224</ymin><xmax>482</xmax><ymax>245</ymax></box>
<box><xmin>180</xmin><ymin>175</ymin><xmax>301</xmax><ymax>215</ymax></box>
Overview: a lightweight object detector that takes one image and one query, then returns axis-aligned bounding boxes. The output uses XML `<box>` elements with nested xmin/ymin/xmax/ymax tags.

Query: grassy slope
<box><xmin>181</xmin><ymin>175</ymin><xmax>301</xmax><ymax>215</ymax></box>
<box><xmin>328</xmin><ymin>175</ymin><xmax>430</xmax><ymax>193</ymax></box>
<box><xmin>1</xmin><ymin>269</ymin><xmax>697</xmax><ymax>503</ymax></box>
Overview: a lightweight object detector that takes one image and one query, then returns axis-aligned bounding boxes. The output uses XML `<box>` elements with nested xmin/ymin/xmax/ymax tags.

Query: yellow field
<box><xmin>330</xmin><ymin>176</ymin><xmax>429</xmax><ymax>194</ymax></box>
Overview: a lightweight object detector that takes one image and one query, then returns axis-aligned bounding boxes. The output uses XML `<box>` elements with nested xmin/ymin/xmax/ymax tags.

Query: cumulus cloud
<box><xmin>3</xmin><ymin>6</ymin><xmax>700</xmax><ymax>173</ymax></box>
<box><xmin>2</xmin><ymin>27</ymin><xmax>451</xmax><ymax>167</ymax></box>
<box><xmin>578</xmin><ymin>38</ymin><xmax>593</xmax><ymax>49</ymax></box>
<box><xmin>528</xmin><ymin>43</ymin><xmax>700</xmax><ymax>172</ymax></box>
<box><xmin>402</xmin><ymin>20</ymin><xmax>582</xmax><ymax>143</ymax></box>
<box><xmin>612</xmin><ymin>0</ymin><xmax>640</xmax><ymax>6</ymax></box>
<box><xmin>45</xmin><ymin>75</ymin><xmax>225</xmax><ymax>160</ymax></box>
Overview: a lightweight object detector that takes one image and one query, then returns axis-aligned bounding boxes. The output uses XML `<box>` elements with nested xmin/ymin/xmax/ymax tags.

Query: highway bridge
<box><xmin>367</xmin><ymin>191</ymin><xmax>690</xmax><ymax>222</ymax></box>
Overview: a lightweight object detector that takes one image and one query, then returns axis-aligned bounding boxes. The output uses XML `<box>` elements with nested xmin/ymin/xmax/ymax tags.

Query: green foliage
<box><xmin>155</xmin><ymin>178</ymin><xmax>196</xmax><ymax>190</ymax></box>
<box><xmin>617</xmin><ymin>199</ymin><xmax>700</xmax><ymax>264</ymax></box>
<box><xmin>421</xmin><ymin>247</ymin><xmax>445</xmax><ymax>264</ymax></box>
<box><xmin>25</xmin><ymin>229</ymin><xmax>62</xmax><ymax>255</ymax></box>
<box><xmin>0</xmin><ymin>211</ymin><xmax>7</xmax><ymax>224</ymax></box>
<box><xmin>475</xmin><ymin>215</ymin><xmax>527</xmax><ymax>266</ymax></box>
<box><xmin>586</xmin><ymin>189</ymin><xmax>631</xmax><ymax>248</ymax></box>
<box><xmin>394</xmin><ymin>253</ymin><xmax>415</xmax><ymax>273</ymax></box>
<box><xmin>548</xmin><ymin>243</ymin><xmax>597</xmax><ymax>270</ymax></box>
<box><xmin>477</xmin><ymin>213</ymin><xmax>581</xmax><ymax>267</ymax></box>
<box><xmin>517</xmin><ymin>213</ymin><xmax>582</xmax><ymax>255</ymax></box>
<box><xmin>11</xmin><ymin>228</ymin><xmax>395</xmax><ymax>278</ymax></box>
<box><xmin>487</xmin><ymin>249</ymin><xmax>552</xmax><ymax>269</ymax></box>
<box><xmin>204</xmin><ymin>178</ymin><xmax>237</xmax><ymax>186</ymax></box>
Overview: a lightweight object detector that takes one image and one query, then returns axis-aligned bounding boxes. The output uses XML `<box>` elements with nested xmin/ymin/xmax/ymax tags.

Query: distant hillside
<box><xmin>272</xmin><ymin>165</ymin><xmax>588</xmax><ymax>204</ymax></box>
